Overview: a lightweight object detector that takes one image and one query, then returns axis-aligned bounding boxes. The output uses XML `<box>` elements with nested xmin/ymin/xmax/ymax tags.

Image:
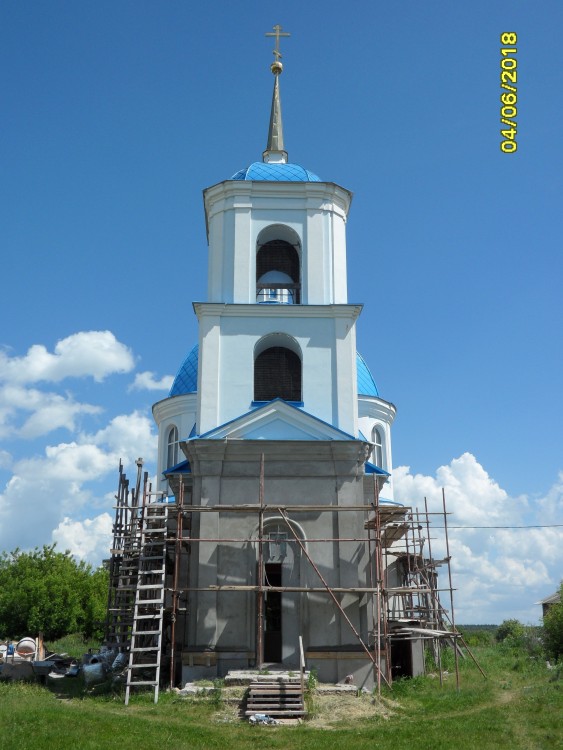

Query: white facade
<box><xmin>146</xmin><ymin>61</ymin><xmax>407</xmax><ymax>685</ymax></box>
<box><xmin>153</xmin><ymin>165</ymin><xmax>397</xmax><ymax>487</ymax></box>
<box><xmin>204</xmin><ymin>180</ymin><xmax>351</xmax><ymax>305</ymax></box>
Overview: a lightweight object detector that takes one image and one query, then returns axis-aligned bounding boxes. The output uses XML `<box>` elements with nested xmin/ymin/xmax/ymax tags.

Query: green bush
<box><xmin>496</xmin><ymin>619</ymin><xmax>525</xmax><ymax>643</ymax></box>
<box><xmin>0</xmin><ymin>544</ymin><xmax>108</xmax><ymax>641</ymax></box>
<box><xmin>543</xmin><ymin>581</ymin><xmax>563</xmax><ymax>661</ymax></box>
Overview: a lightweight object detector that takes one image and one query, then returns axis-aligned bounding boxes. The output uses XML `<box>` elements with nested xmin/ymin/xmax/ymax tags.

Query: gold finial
<box><xmin>265</xmin><ymin>24</ymin><xmax>290</xmax><ymax>74</ymax></box>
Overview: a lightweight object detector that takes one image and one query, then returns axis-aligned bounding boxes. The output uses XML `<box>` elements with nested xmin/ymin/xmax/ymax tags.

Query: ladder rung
<box><xmin>129</xmin><ymin>663</ymin><xmax>159</xmax><ymax>669</ymax></box>
<box><xmin>132</xmin><ymin>630</ymin><xmax>161</xmax><ymax>636</ymax></box>
<box><xmin>138</xmin><ymin>569</ymin><xmax>165</xmax><ymax>575</ymax></box>
<box><xmin>126</xmin><ymin>680</ymin><xmax>158</xmax><ymax>686</ymax></box>
<box><xmin>131</xmin><ymin>646</ymin><xmax>160</xmax><ymax>652</ymax></box>
<box><xmin>135</xmin><ymin>612</ymin><xmax>160</xmax><ymax>620</ymax></box>
<box><xmin>136</xmin><ymin>605</ymin><xmax>163</xmax><ymax>610</ymax></box>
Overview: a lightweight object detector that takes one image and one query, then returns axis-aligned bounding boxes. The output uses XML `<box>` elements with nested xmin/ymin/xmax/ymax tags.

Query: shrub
<box><xmin>496</xmin><ymin>619</ymin><xmax>525</xmax><ymax>643</ymax></box>
<box><xmin>543</xmin><ymin>581</ymin><xmax>563</xmax><ymax>661</ymax></box>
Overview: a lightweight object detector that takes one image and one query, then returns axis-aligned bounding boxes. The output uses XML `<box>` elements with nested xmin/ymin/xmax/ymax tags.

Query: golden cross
<box><xmin>265</xmin><ymin>24</ymin><xmax>291</xmax><ymax>62</ymax></box>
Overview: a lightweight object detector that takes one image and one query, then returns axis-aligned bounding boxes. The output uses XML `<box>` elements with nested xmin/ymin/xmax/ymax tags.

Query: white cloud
<box><xmin>86</xmin><ymin>411</ymin><xmax>157</xmax><ymax>461</ymax></box>
<box><xmin>52</xmin><ymin>513</ymin><xmax>113</xmax><ymax>564</ymax></box>
<box><xmin>0</xmin><ymin>384</ymin><xmax>96</xmax><ymax>439</ymax></box>
<box><xmin>0</xmin><ymin>331</ymin><xmax>134</xmax><ymax>385</ymax></box>
<box><xmin>130</xmin><ymin>371</ymin><xmax>174</xmax><ymax>392</ymax></box>
<box><xmin>18</xmin><ymin>391</ymin><xmax>101</xmax><ymax>439</ymax></box>
<box><xmin>0</xmin><ymin>411</ymin><xmax>157</xmax><ymax>556</ymax></box>
<box><xmin>393</xmin><ymin>453</ymin><xmax>563</xmax><ymax>624</ymax></box>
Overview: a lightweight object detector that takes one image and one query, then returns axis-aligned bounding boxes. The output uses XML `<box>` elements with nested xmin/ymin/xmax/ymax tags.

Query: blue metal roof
<box><xmin>169</xmin><ymin>344</ymin><xmax>198</xmax><ymax>397</ymax></box>
<box><xmin>169</xmin><ymin>345</ymin><xmax>379</xmax><ymax>399</ymax></box>
<box><xmin>356</xmin><ymin>352</ymin><xmax>379</xmax><ymax>397</ymax></box>
<box><xmin>162</xmin><ymin>459</ymin><xmax>191</xmax><ymax>476</ymax></box>
<box><xmin>364</xmin><ymin>461</ymin><xmax>390</xmax><ymax>476</ymax></box>
<box><xmin>231</xmin><ymin>162</ymin><xmax>321</xmax><ymax>182</ymax></box>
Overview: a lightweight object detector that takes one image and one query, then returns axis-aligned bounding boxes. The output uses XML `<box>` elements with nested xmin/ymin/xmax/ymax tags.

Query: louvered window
<box><xmin>254</xmin><ymin>347</ymin><xmax>302</xmax><ymax>401</ymax></box>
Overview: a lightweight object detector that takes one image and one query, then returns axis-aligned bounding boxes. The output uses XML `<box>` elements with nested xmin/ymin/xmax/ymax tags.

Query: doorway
<box><xmin>390</xmin><ymin>638</ymin><xmax>413</xmax><ymax>678</ymax></box>
<box><xmin>263</xmin><ymin>562</ymin><xmax>282</xmax><ymax>663</ymax></box>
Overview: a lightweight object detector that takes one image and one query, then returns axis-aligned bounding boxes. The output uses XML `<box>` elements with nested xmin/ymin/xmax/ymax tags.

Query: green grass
<box><xmin>44</xmin><ymin>633</ymin><xmax>101</xmax><ymax>659</ymax></box>
<box><xmin>0</xmin><ymin>646</ymin><xmax>561</xmax><ymax>750</ymax></box>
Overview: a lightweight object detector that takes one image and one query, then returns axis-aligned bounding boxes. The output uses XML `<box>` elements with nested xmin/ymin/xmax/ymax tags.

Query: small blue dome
<box><xmin>356</xmin><ymin>352</ymin><xmax>379</xmax><ymax>397</ymax></box>
<box><xmin>231</xmin><ymin>162</ymin><xmax>321</xmax><ymax>182</ymax></box>
<box><xmin>168</xmin><ymin>345</ymin><xmax>379</xmax><ymax>399</ymax></box>
<box><xmin>169</xmin><ymin>344</ymin><xmax>198</xmax><ymax>396</ymax></box>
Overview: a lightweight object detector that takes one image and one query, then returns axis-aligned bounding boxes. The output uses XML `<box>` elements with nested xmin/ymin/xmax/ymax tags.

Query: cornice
<box><xmin>193</xmin><ymin>302</ymin><xmax>363</xmax><ymax>321</ymax></box>
<box><xmin>152</xmin><ymin>393</ymin><xmax>197</xmax><ymax>424</ymax></box>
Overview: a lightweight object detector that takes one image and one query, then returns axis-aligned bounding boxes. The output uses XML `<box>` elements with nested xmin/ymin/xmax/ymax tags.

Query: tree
<box><xmin>543</xmin><ymin>581</ymin><xmax>563</xmax><ymax>661</ymax></box>
<box><xmin>496</xmin><ymin>619</ymin><xmax>525</xmax><ymax>643</ymax></box>
<box><xmin>0</xmin><ymin>544</ymin><xmax>108</xmax><ymax>641</ymax></box>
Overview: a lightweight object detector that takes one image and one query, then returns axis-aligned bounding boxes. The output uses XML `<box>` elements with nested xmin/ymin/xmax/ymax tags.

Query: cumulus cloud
<box><xmin>130</xmin><ymin>371</ymin><xmax>174</xmax><ymax>392</ymax></box>
<box><xmin>52</xmin><ymin>513</ymin><xmax>114</xmax><ymax>564</ymax></box>
<box><xmin>0</xmin><ymin>331</ymin><xmax>139</xmax><ymax>440</ymax></box>
<box><xmin>0</xmin><ymin>331</ymin><xmax>134</xmax><ymax>385</ymax></box>
<box><xmin>393</xmin><ymin>453</ymin><xmax>563</xmax><ymax>624</ymax></box>
<box><xmin>86</xmin><ymin>411</ymin><xmax>157</xmax><ymax>461</ymax></box>
<box><xmin>0</xmin><ymin>411</ymin><xmax>157</xmax><ymax>556</ymax></box>
<box><xmin>0</xmin><ymin>384</ymin><xmax>101</xmax><ymax>439</ymax></box>
<box><xmin>20</xmin><ymin>391</ymin><xmax>101</xmax><ymax>439</ymax></box>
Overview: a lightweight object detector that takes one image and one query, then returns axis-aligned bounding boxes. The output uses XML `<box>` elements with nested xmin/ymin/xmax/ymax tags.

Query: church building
<box><xmin>106</xmin><ymin>31</ymin><xmax>456</xmax><ymax>703</ymax></box>
<box><xmin>149</xmin><ymin>33</ymin><xmax>401</xmax><ymax>689</ymax></box>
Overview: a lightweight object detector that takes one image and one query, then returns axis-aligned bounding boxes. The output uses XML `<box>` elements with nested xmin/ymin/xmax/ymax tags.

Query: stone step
<box><xmin>245</xmin><ymin>709</ymin><xmax>307</xmax><ymax>717</ymax></box>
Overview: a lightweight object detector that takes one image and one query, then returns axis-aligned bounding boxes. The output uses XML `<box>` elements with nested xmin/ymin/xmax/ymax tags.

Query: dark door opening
<box><xmin>390</xmin><ymin>638</ymin><xmax>413</xmax><ymax>678</ymax></box>
<box><xmin>263</xmin><ymin>563</ymin><xmax>282</xmax><ymax>663</ymax></box>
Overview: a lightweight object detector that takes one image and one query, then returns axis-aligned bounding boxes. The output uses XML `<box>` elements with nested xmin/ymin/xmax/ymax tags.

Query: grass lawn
<box><xmin>1</xmin><ymin>646</ymin><xmax>561</xmax><ymax>750</ymax></box>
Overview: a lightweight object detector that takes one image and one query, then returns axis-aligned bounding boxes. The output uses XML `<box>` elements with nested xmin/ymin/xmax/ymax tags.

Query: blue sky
<box><xmin>1</xmin><ymin>1</ymin><xmax>562</xmax><ymax>625</ymax></box>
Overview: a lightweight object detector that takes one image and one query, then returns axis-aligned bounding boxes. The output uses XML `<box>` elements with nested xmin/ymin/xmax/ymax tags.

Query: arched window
<box><xmin>254</xmin><ymin>347</ymin><xmax>302</xmax><ymax>401</ymax></box>
<box><xmin>167</xmin><ymin>425</ymin><xmax>179</xmax><ymax>469</ymax></box>
<box><xmin>372</xmin><ymin>427</ymin><xmax>384</xmax><ymax>468</ymax></box>
<box><xmin>256</xmin><ymin>239</ymin><xmax>300</xmax><ymax>304</ymax></box>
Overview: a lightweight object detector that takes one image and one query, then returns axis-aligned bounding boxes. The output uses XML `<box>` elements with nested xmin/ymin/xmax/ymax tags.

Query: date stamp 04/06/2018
<box><xmin>500</xmin><ymin>32</ymin><xmax>518</xmax><ymax>153</ymax></box>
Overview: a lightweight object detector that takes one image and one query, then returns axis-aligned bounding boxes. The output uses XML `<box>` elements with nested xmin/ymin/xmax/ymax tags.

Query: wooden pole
<box><xmin>256</xmin><ymin>454</ymin><xmax>265</xmax><ymax>668</ymax></box>
<box><xmin>442</xmin><ymin>488</ymin><xmax>460</xmax><ymax>691</ymax></box>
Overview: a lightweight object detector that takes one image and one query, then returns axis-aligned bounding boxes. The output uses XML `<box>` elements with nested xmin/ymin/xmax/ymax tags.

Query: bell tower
<box><xmin>151</xmin><ymin>29</ymin><xmax>398</xmax><ymax>686</ymax></box>
<box><xmin>198</xmin><ymin>31</ymin><xmax>359</xmax><ymax>437</ymax></box>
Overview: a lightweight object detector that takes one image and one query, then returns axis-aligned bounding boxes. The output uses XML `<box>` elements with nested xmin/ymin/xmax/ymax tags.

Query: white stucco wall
<box><xmin>194</xmin><ymin>303</ymin><xmax>361</xmax><ymax>437</ymax></box>
<box><xmin>358</xmin><ymin>395</ymin><xmax>397</xmax><ymax>499</ymax></box>
<box><xmin>203</xmin><ymin>180</ymin><xmax>352</xmax><ymax>306</ymax></box>
<box><xmin>152</xmin><ymin>393</ymin><xmax>197</xmax><ymax>491</ymax></box>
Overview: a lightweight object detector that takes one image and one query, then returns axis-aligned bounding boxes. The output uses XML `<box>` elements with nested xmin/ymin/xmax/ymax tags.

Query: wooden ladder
<box><xmin>125</xmin><ymin>501</ymin><xmax>168</xmax><ymax>705</ymax></box>
<box><xmin>245</xmin><ymin>677</ymin><xmax>306</xmax><ymax>718</ymax></box>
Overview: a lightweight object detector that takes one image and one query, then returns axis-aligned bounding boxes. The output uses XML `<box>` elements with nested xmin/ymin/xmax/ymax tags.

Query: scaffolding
<box><xmin>105</xmin><ymin>457</ymin><xmax>476</xmax><ymax>702</ymax></box>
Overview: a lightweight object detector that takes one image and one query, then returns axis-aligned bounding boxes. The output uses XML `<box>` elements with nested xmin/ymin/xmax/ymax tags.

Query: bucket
<box><xmin>16</xmin><ymin>637</ymin><xmax>36</xmax><ymax>657</ymax></box>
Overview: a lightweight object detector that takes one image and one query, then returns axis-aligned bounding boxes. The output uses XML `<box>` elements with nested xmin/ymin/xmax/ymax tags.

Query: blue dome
<box><xmin>169</xmin><ymin>344</ymin><xmax>198</xmax><ymax>396</ymax></box>
<box><xmin>169</xmin><ymin>345</ymin><xmax>379</xmax><ymax>399</ymax></box>
<box><xmin>231</xmin><ymin>162</ymin><xmax>321</xmax><ymax>182</ymax></box>
<box><xmin>356</xmin><ymin>352</ymin><xmax>379</xmax><ymax>397</ymax></box>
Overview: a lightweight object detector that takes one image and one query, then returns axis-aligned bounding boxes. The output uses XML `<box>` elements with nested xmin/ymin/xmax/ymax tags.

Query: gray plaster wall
<box><xmin>179</xmin><ymin>438</ymin><xmax>380</xmax><ymax>683</ymax></box>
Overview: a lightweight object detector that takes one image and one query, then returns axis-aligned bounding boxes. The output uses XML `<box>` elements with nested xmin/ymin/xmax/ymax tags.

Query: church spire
<box><xmin>263</xmin><ymin>24</ymin><xmax>290</xmax><ymax>164</ymax></box>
